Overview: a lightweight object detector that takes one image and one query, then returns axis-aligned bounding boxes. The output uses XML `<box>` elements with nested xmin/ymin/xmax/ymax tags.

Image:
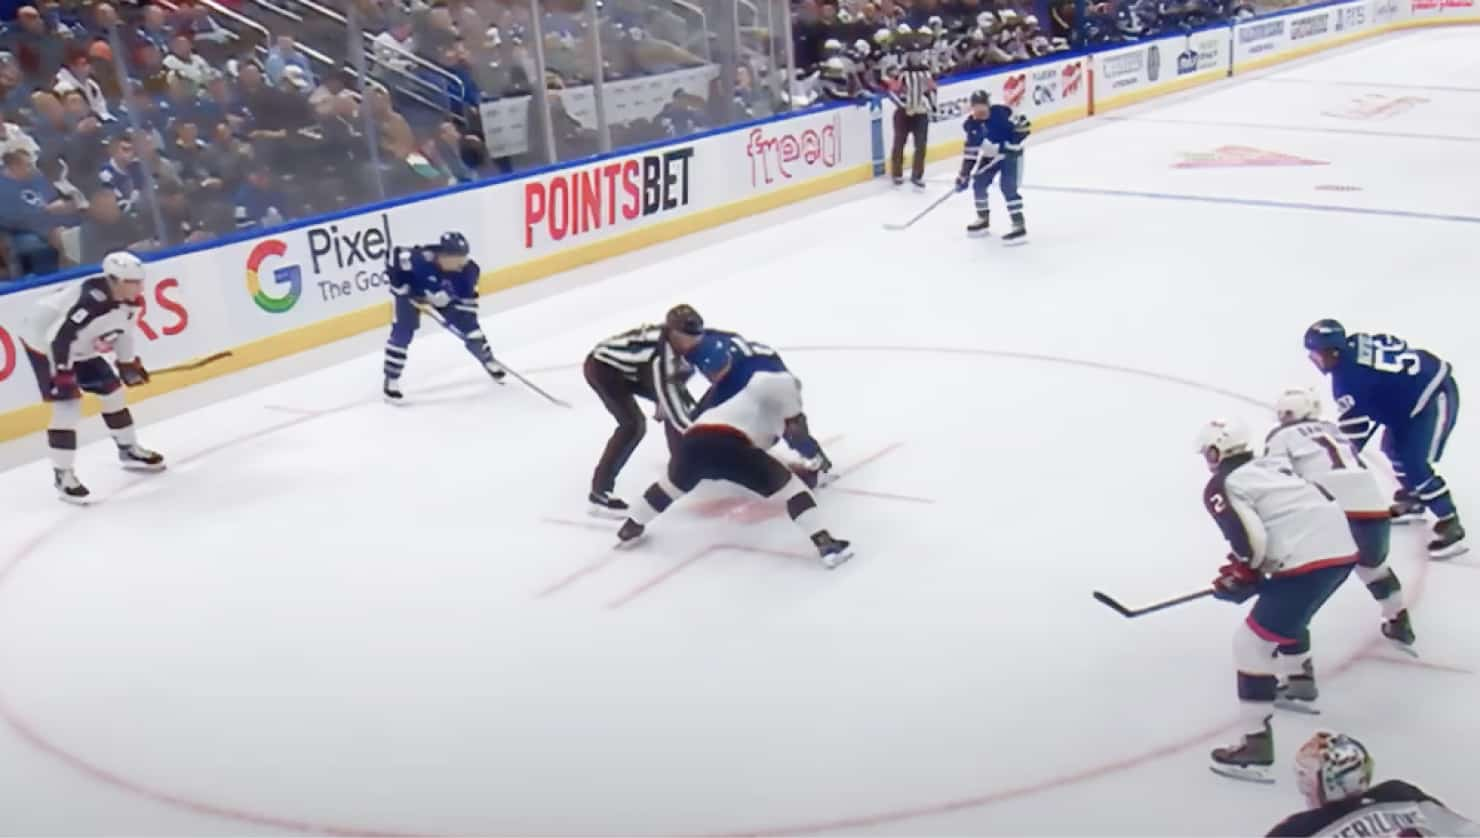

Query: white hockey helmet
<box><xmin>977</xmin><ymin>10</ymin><xmax>998</xmax><ymax>28</ymax></box>
<box><xmin>102</xmin><ymin>251</ymin><xmax>145</xmax><ymax>282</ymax></box>
<box><xmin>1295</xmin><ymin>731</ymin><xmax>1374</xmax><ymax>808</ymax></box>
<box><xmin>896</xmin><ymin>22</ymin><xmax>913</xmax><ymax>37</ymax></box>
<box><xmin>851</xmin><ymin>38</ymin><xmax>871</xmax><ymax>58</ymax></box>
<box><xmin>1194</xmin><ymin>418</ymin><xmax>1251</xmax><ymax>468</ymax></box>
<box><xmin>823</xmin><ymin>37</ymin><xmax>844</xmax><ymax>54</ymax></box>
<box><xmin>873</xmin><ymin>26</ymin><xmax>894</xmax><ymax>46</ymax></box>
<box><xmin>1274</xmin><ymin>387</ymin><xmax>1321</xmax><ymax>425</ymax></box>
<box><xmin>1023</xmin><ymin>13</ymin><xmax>1040</xmax><ymax>27</ymax></box>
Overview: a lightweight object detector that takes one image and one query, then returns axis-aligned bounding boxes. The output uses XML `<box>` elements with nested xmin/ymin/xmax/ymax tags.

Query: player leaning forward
<box><xmin>617</xmin><ymin>333</ymin><xmax>852</xmax><ymax>568</ymax></box>
<box><xmin>1196</xmin><ymin>419</ymin><xmax>1358</xmax><ymax>783</ymax></box>
<box><xmin>22</xmin><ymin>251</ymin><xmax>165</xmax><ymax>503</ymax></box>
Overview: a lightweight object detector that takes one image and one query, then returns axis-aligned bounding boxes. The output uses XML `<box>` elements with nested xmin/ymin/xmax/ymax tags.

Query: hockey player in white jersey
<box><xmin>1196</xmin><ymin>419</ymin><xmax>1358</xmax><ymax>784</ymax></box>
<box><xmin>616</xmin><ymin>332</ymin><xmax>852</xmax><ymax>569</ymax></box>
<box><xmin>1266</xmin><ymin>388</ymin><xmax>1415</xmax><ymax>653</ymax></box>
<box><xmin>20</xmin><ymin>251</ymin><xmax>165</xmax><ymax>503</ymax></box>
<box><xmin>1267</xmin><ymin>731</ymin><xmax>1480</xmax><ymax>836</ymax></box>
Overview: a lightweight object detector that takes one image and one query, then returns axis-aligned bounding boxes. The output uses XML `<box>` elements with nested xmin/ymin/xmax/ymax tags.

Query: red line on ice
<box><xmin>0</xmin><ymin>346</ymin><xmax>1448</xmax><ymax>836</ymax></box>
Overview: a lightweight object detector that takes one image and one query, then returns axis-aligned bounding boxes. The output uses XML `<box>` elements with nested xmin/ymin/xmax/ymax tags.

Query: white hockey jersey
<box><xmin>1265</xmin><ymin>420</ymin><xmax>1388</xmax><ymax>518</ymax></box>
<box><xmin>1203</xmin><ymin>454</ymin><xmax>1357</xmax><ymax>575</ymax></box>
<box><xmin>688</xmin><ymin>350</ymin><xmax>801</xmax><ymax>450</ymax></box>
<box><xmin>21</xmin><ymin>276</ymin><xmax>140</xmax><ymax>370</ymax></box>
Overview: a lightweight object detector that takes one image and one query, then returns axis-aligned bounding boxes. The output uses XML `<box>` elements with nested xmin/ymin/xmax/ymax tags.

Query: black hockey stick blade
<box><xmin>155</xmin><ymin>351</ymin><xmax>233</xmax><ymax>376</ymax></box>
<box><xmin>1092</xmin><ymin>588</ymin><xmax>1215</xmax><ymax>619</ymax></box>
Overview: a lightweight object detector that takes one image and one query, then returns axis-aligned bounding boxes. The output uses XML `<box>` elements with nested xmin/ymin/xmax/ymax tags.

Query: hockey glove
<box><xmin>1212</xmin><ymin>556</ymin><xmax>1261</xmax><ymax>603</ymax></box>
<box><xmin>954</xmin><ymin>173</ymin><xmax>969</xmax><ymax>193</ymax></box>
<box><xmin>424</xmin><ymin>289</ymin><xmax>453</xmax><ymax>309</ymax></box>
<box><xmin>51</xmin><ymin>368</ymin><xmax>80</xmax><ymax>400</ymax></box>
<box><xmin>118</xmin><ymin>358</ymin><xmax>150</xmax><ymax>387</ymax></box>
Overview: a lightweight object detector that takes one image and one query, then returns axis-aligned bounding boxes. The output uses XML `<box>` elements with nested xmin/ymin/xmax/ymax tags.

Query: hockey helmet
<box><xmin>687</xmin><ymin>333</ymin><xmax>733</xmax><ymax>378</ymax></box>
<box><xmin>873</xmin><ymin>26</ymin><xmax>894</xmax><ymax>46</ymax></box>
<box><xmin>977</xmin><ymin>10</ymin><xmax>998</xmax><ymax>28</ymax></box>
<box><xmin>1194</xmin><ymin>418</ymin><xmax>1251</xmax><ymax>468</ymax></box>
<box><xmin>1295</xmin><ymin>731</ymin><xmax>1374</xmax><ymax>808</ymax></box>
<box><xmin>1023</xmin><ymin>13</ymin><xmax>1040</xmax><ymax>28</ymax></box>
<box><xmin>970</xmin><ymin>89</ymin><xmax>991</xmax><ymax>106</ymax></box>
<box><xmin>927</xmin><ymin>14</ymin><xmax>945</xmax><ymax>33</ymax></box>
<box><xmin>895</xmin><ymin>22</ymin><xmax>913</xmax><ymax>37</ymax></box>
<box><xmin>1304</xmin><ymin>318</ymin><xmax>1347</xmax><ymax>352</ymax></box>
<box><xmin>102</xmin><ymin>250</ymin><xmax>145</xmax><ymax>282</ymax></box>
<box><xmin>438</xmin><ymin>231</ymin><xmax>471</xmax><ymax>256</ymax></box>
<box><xmin>665</xmin><ymin>303</ymin><xmax>704</xmax><ymax>336</ymax></box>
<box><xmin>823</xmin><ymin>37</ymin><xmax>845</xmax><ymax>55</ymax></box>
<box><xmin>1274</xmin><ymin>387</ymin><xmax>1321</xmax><ymax>424</ymax></box>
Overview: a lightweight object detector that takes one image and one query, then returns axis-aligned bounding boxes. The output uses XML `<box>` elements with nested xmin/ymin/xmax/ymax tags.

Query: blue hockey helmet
<box><xmin>687</xmin><ymin>333</ymin><xmax>733</xmax><ymax>378</ymax></box>
<box><xmin>1304</xmin><ymin>319</ymin><xmax>1347</xmax><ymax>353</ymax></box>
<box><xmin>970</xmin><ymin>89</ymin><xmax>990</xmax><ymax>106</ymax></box>
<box><xmin>438</xmin><ymin>232</ymin><xmax>471</xmax><ymax>256</ymax></box>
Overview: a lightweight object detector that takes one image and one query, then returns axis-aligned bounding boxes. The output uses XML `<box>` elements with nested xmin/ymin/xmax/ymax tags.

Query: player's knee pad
<box><xmin>49</xmin><ymin>397</ymin><xmax>82</xmax><ymax>431</ymax></box>
<box><xmin>1356</xmin><ymin>563</ymin><xmax>1402</xmax><ymax>600</ymax></box>
<box><xmin>1233</xmin><ymin>621</ymin><xmax>1279</xmax><ymax>675</ymax></box>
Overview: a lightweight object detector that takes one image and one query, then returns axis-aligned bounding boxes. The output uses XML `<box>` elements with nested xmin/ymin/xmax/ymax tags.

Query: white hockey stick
<box><xmin>414</xmin><ymin>301</ymin><xmax>572</xmax><ymax>408</ymax></box>
<box><xmin>882</xmin><ymin>154</ymin><xmax>997</xmax><ymax>232</ymax></box>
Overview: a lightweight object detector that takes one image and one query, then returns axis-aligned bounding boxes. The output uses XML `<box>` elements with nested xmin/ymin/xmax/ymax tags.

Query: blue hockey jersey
<box><xmin>387</xmin><ymin>245</ymin><xmax>481</xmax><ymax>302</ymax></box>
<box><xmin>691</xmin><ymin>332</ymin><xmax>788</xmax><ymax>418</ymax></box>
<box><xmin>960</xmin><ymin>104</ymin><xmax>1030</xmax><ymax>178</ymax></box>
<box><xmin>1330</xmin><ymin>332</ymin><xmax>1452</xmax><ymax>447</ymax></box>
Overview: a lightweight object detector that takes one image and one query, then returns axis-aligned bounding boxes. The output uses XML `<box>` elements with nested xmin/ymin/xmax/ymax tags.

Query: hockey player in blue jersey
<box><xmin>1305</xmin><ymin>319</ymin><xmax>1465</xmax><ymax>558</ymax></box>
<box><xmin>954</xmin><ymin>89</ymin><xmax>1030</xmax><ymax>244</ymax></box>
<box><xmin>615</xmin><ymin>332</ymin><xmax>851</xmax><ymax>569</ymax></box>
<box><xmin>382</xmin><ymin>232</ymin><xmax>505</xmax><ymax>403</ymax></box>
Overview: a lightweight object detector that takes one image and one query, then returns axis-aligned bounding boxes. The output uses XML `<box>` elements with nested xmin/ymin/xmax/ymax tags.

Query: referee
<box><xmin>889</xmin><ymin>37</ymin><xmax>937</xmax><ymax>187</ymax></box>
<box><xmin>584</xmin><ymin>304</ymin><xmax>704</xmax><ymax>515</ymax></box>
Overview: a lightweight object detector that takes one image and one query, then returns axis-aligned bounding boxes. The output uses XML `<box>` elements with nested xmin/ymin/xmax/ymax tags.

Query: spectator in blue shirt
<box><xmin>264</xmin><ymin>34</ymin><xmax>315</xmax><ymax>89</ymax></box>
<box><xmin>0</xmin><ymin>148</ymin><xmax>73</xmax><ymax>275</ymax></box>
<box><xmin>96</xmin><ymin>133</ymin><xmax>140</xmax><ymax>212</ymax></box>
<box><xmin>233</xmin><ymin>164</ymin><xmax>288</xmax><ymax>229</ymax></box>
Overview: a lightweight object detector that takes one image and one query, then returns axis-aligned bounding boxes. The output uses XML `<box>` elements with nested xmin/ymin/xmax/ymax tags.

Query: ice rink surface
<box><xmin>2</xmin><ymin>28</ymin><xmax>1478</xmax><ymax>837</ymax></box>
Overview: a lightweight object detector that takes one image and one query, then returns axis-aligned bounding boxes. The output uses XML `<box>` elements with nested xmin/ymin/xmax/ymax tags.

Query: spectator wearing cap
<box><xmin>96</xmin><ymin>133</ymin><xmax>140</xmax><ymax>212</ymax></box>
<box><xmin>79</xmin><ymin>185</ymin><xmax>152</xmax><ymax>261</ymax></box>
<box><xmin>54</xmin><ymin>50</ymin><xmax>114</xmax><ymax>122</ymax></box>
<box><xmin>0</xmin><ymin>115</ymin><xmax>39</xmax><ymax>160</ymax></box>
<box><xmin>163</xmin><ymin>35</ymin><xmax>213</xmax><ymax>91</ymax></box>
<box><xmin>232</xmin><ymin>164</ymin><xmax>287</xmax><ymax>229</ymax></box>
<box><xmin>8</xmin><ymin>5</ymin><xmax>65</xmax><ymax>82</ymax></box>
<box><xmin>0</xmin><ymin>148</ymin><xmax>73</xmax><ymax>275</ymax></box>
<box><xmin>264</xmin><ymin>34</ymin><xmax>315</xmax><ymax>89</ymax></box>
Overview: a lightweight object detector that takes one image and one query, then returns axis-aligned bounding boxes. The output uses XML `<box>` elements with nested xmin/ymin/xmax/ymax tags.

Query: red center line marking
<box><xmin>606</xmin><ymin>544</ymin><xmax>815</xmax><ymax>610</ymax></box>
<box><xmin>1358</xmin><ymin>654</ymin><xmax>1476</xmax><ymax>675</ymax></box>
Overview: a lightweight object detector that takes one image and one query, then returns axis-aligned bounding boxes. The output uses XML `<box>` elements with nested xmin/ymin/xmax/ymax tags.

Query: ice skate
<box><xmin>813</xmin><ymin>531</ymin><xmax>854</xmax><ymax>569</ymax></box>
<box><xmin>1381</xmin><ymin>609</ymin><xmax>1417</xmax><ymax>656</ymax></box>
<box><xmin>54</xmin><ymin>468</ymin><xmax>91</xmax><ymax>505</ymax></box>
<box><xmin>1428</xmin><ymin>515</ymin><xmax>1468</xmax><ymax>560</ymax></box>
<box><xmin>1275</xmin><ymin>659</ymin><xmax>1320</xmax><ymax>715</ymax></box>
<box><xmin>118</xmin><ymin>443</ymin><xmax>166</xmax><ymax>472</ymax></box>
<box><xmin>484</xmin><ymin>359</ymin><xmax>507</xmax><ymax>383</ymax></box>
<box><xmin>1209</xmin><ymin>716</ymin><xmax>1275</xmax><ymax>784</ymax></box>
<box><xmin>588</xmin><ymin>491</ymin><xmax>629</xmax><ymax>519</ymax></box>
<box><xmin>616</xmin><ymin>518</ymin><xmax>646</xmax><ymax>548</ymax></box>
<box><xmin>966</xmin><ymin>213</ymin><xmax>990</xmax><ymax>236</ymax></box>
<box><xmin>1001</xmin><ymin>222</ymin><xmax>1027</xmax><ymax>246</ymax></box>
<box><xmin>1390</xmin><ymin>490</ymin><xmax>1425</xmax><ymax>524</ymax></box>
<box><xmin>383</xmin><ymin>376</ymin><xmax>405</xmax><ymax>404</ymax></box>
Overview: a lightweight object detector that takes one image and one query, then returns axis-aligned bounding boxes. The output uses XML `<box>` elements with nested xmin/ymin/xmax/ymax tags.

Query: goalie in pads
<box><xmin>1195</xmin><ymin>419</ymin><xmax>1357</xmax><ymax>784</ymax></box>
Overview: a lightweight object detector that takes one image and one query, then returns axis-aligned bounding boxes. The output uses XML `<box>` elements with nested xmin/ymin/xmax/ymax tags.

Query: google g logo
<box><xmin>246</xmin><ymin>239</ymin><xmax>303</xmax><ymax>314</ymax></box>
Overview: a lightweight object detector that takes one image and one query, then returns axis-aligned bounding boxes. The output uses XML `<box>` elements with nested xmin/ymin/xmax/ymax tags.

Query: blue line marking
<box><xmin>1101</xmin><ymin>114</ymin><xmax>1480</xmax><ymax>144</ymax></box>
<box><xmin>1030</xmin><ymin>184</ymin><xmax>1480</xmax><ymax>224</ymax></box>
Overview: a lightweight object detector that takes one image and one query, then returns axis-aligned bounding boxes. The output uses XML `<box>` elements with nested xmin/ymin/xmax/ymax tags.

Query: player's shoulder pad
<box><xmin>1263</xmin><ymin>423</ymin><xmax>1287</xmax><ymax>446</ymax></box>
<box><xmin>81</xmin><ymin>276</ymin><xmax>112</xmax><ymax>305</ymax></box>
<box><xmin>1265</xmin><ymin>808</ymin><xmax>1321</xmax><ymax>837</ymax></box>
<box><xmin>1368</xmin><ymin>778</ymin><xmax>1439</xmax><ymax>806</ymax></box>
<box><xmin>461</xmin><ymin>259</ymin><xmax>481</xmax><ymax>278</ymax></box>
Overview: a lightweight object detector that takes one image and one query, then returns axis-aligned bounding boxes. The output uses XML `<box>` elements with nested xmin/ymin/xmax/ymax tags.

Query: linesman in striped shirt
<box><xmin>584</xmin><ymin>304</ymin><xmax>706</xmax><ymax>515</ymax></box>
<box><xmin>888</xmin><ymin>29</ymin><xmax>937</xmax><ymax>187</ymax></box>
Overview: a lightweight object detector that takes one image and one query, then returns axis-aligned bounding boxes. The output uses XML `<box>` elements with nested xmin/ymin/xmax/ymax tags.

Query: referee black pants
<box><xmin>891</xmin><ymin>110</ymin><xmax>929</xmax><ymax>181</ymax></box>
<box><xmin>584</xmin><ymin>355</ymin><xmax>682</xmax><ymax>495</ymax></box>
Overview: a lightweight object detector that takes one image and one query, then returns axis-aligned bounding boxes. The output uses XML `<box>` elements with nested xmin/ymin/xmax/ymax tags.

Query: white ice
<box><xmin>1</xmin><ymin>28</ymin><xmax>1477</xmax><ymax>836</ymax></box>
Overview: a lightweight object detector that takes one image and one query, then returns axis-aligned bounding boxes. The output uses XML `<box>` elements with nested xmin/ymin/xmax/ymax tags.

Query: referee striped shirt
<box><xmin>592</xmin><ymin>325</ymin><xmax>697</xmax><ymax>430</ymax></box>
<box><xmin>892</xmin><ymin>66</ymin><xmax>937</xmax><ymax>115</ymax></box>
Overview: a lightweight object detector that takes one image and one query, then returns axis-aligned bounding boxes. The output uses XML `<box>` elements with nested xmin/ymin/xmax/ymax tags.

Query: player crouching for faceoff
<box><xmin>616</xmin><ymin>333</ymin><xmax>853</xmax><ymax>569</ymax></box>
<box><xmin>1267</xmin><ymin>388</ymin><xmax>1415</xmax><ymax>652</ymax></box>
<box><xmin>1196</xmin><ymin>419</ymin><xmax>1358</xmax><ymax>783</ymax></box>
<box><xmin>382</xmin><ymin>231</ymin><xmax>504</xmax><ymax>403</ymax></box>
<box><xmin>1267</xmin><ymin>731</ymin><xmax>1480</xmax><ymax>836</ymax></box>
<box><xmin>21</xmin><ymin>251</ymin><xmax>165</xmax><ymax>504</ymax></box>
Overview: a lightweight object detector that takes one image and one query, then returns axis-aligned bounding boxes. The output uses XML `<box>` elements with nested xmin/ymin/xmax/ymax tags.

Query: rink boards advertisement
<box><xmin>0</xmin><ymin>103</ymin><xmax>875</xmax><ymax>432</ymax></box>
<box><xmin>1093</xmin><ymin>26</ymin><xmax>1231</xmax><ymax>111</ymax></box>
<box><xmin>1</xmin><ymin>0</ymin><xmax>1477</xmax><ymax>439</ymax></box>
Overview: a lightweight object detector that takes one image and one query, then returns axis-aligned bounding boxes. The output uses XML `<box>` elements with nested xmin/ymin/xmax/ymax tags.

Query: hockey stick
<box><xmin>882</xmin><ymin>154</ymin><xmax>997</xmax><ymax>232</ymax></box>
<box><xmin>414</xmin><ymin>301</ymin><xmax>572</xmax><ymax>408</ymax></box>
<box><xmin>1092</xmin><ymin>588</ymin><xmax>1215</xmax><ymax>618</ymax></box>
<box><xmin>154</xmin><ymin>351</ymin><xmax>233</xmax><ymax>376</ymax></box>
